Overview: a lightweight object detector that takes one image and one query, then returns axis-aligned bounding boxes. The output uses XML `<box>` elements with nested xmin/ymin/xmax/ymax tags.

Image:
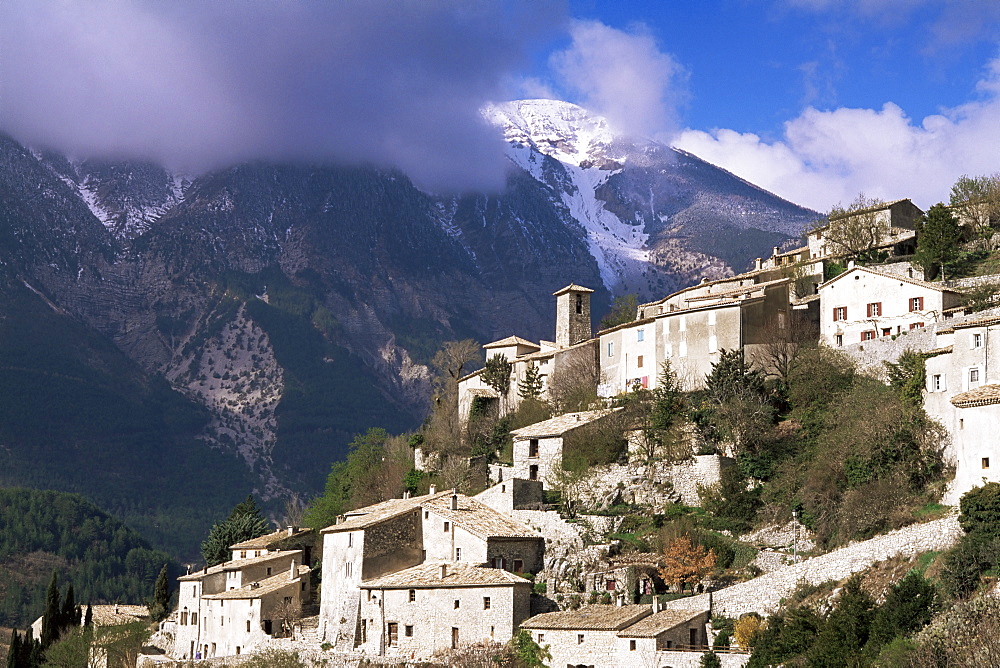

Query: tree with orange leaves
<box><xmin>658</xmin><ymin>534</ymin><xmax>717</xmax><ymax>590</ymax></box>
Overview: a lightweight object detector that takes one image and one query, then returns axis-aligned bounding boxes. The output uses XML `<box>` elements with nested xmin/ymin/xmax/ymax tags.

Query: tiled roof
<box><xmin>618</xmin><ymin>609</ymin><xmax>707</xmax><ymax>638</ymax></box>
<box><xmin>819</xmin><ymin>265</ymin><xmax>959</xmax><ymax>293</ymax></box>
<box><xmin>178</xmin><ymin>550</ymin><xmax>303</xmax><ymax>581</ymax></box>
<box><xmin>952</xmin><ymin>315</ymin><xmax>1000</xmax><ymax>330</ymax></box>
<box><xmin>510</xmin><ymin>408</ymin><xmax>620</xmax><ymax>439</ymax></box>
<box><xmin>321</xmin><ymin>491</ymin><xmax>451</xmax><ymax>533</ymax></box>
<box><xmin>684</xmin><ymin>277</ymin><xmax>789</xmax><ymax>303</ymax></box>
<box><xmin>553</xmin><ymin>284</ymin><xmax>595</xmax><ymax>296</ymax></box>
<box><xmin>521</xmin><ymin>605</ymin><xmax>652</xmax><ymax>631</ymax></box>
<box><xmin>82</xmin><ymin>605</ymin><xmax>149</xmax><ymax>627</ymax></box>
<box><xmin>925</xmin><ymin>345</ymin><xmax>953</xmax><ymax>356</ymax></box>
<box><xmin>466</xmin><ymin>387</ymin><xmax>499</xmax><ymax>398</ymax></box>
<box><xmin>204</xmin><ymin>566</ymin><xmax>310</xmax><ymax>600</ymax></box>
<box><xmin>827</xmin><ymin>198</ymin><xmax>913</xmax><ymax>221</ymax></box>
<box><xmin>360</xmin><ymin>562</ymin><xmax>530</xmax><ymax>589</ymax></box>
<box><xmin>484</xmin><ymin>335</ymin><xmax>540</xmax><ymax>350</ymax></box>
<box><xmin>596</xmin><ymin>317</ymin><xmax>655</xmax><ymax>337</ymax></box>
<box><xmin>230</xmin><ymin>528</ymin><xmax>311</xmax><ymax>550</ymax></box>
<box><xmin>422</xmin><ymin>494</ymin><xmax>541</xmax><ymax>540</ymax></box>
<box><xmin>951</xmin><ymin>384</ymin><xmax>1000</xmax><ymax>408</ymax></box>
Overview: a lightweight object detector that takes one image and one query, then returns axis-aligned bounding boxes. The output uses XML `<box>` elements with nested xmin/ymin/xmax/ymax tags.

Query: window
<box><xmin>835</xmin><ymin>334</ymin><xmax>843</xmax><ymax>347</ymax></box>
<box><xmin>984</xmin><ymin>458</ymin><xmax>991</xmax><ymax>469</ymax></box>
<box><xmin>910</xmin><ymin>322</ymin><xmax>924</xmax><ymax>330</ymax></box>
<box><xmin>867</xmin><ymin>302</ymin><xmax>882</xmax><ymax>317</ymax></box>
<box><xmin>607</xmin><ymin>341</ymin><xmax>614</xmax><ymax>358</ymax></box>
<box><xmin>424</xmin><ymin>511</ymin><xmax>429</xmax><ymax>519</ymax></box>
<box><xmin>220</xmin><ymin>617</ymin><xmax>224</xmax><ymax>627</ymax></box>
<box><xmin>537</xmin><ymin>633</ymin><xmax>544</xmax><ymax>643</ymax></box>
<box><xmin>444</xmin><ymin>521</ymin><xmax>450</xmax><ymax>532</ymax></box>
<box><xmin>833</xmin><ymin>306</ymin><xmax>847</xmax><ymax>321</ymax></box>
<box><xmin>348</xmin><ymin>533</ymin><xmax>353</xmax><ymax>547</ymax></box>
<box><xmin>388</xmin><ymin>623</ymin><xmax>398</xmax><ymax>647</ymax></box>
<box><xmin>606</xmin><ymin>579</ymin><xmax>616</xmax><ymax>591</ymax></box>
<box><xmin>932</xmin><ymin>374</ymin><xmax>943</xmax><ymax>391</ymax></box>
<box><xmin>405</xmin><ymin>625</ymin><xmax>413</xmax><ymax>637</ymax></box>
<box><xmin>181</xmin><ymin>610</ymin><xmax>189</xmax><ymax>625</ymax></box>
<box><xmin>483</xmin><ymin>597</ymin><xmax>491</xmax><ymax>610</ymax></box>
<box><xmin>266</xmin><ymin>568</ymin><xmax>272</xmax><ymax>576</ymax></box>
<box><xmin>360</xmin><ymin>619</ymin><xmax>367</xmax><ymax>644</ymax></box>
<box><xmin>240</xmin><ymin>550</ymin><xmax>246</xmax><ymax>559</ymax></box>
<box><xmin>455</xmin><ymin>547</ymin><xmax>462</xmax><ymax>560</ymax></box>
<box><xmin>577</xmin><ymin>634</ymin><xmax>585</xmax><ymax>644</ymax></box>
<box><xmin>882</xmin><ymin>328</ymin><xmax>891</xmax><ymax>337</ymax></box>
<box><xmin>974</xmin><ymin>333</ymin><xmax>983</xmax><ymax>348</ymax></box>
<box><xmin>637</xmin><ymin>329</ymin><xmax>645</xmax><ymax>342</ymax></box>
<box><xmin>452</xmin><ymin>627</ymin><xmax>459</xmax><ymax>649</ymax></box>
<box><xmin>191</xmin><ymin>612</ymin><xmax>197</xmax><ymax>625</ymax></box>
<box><xmin>246</xmin><ymin>620</ymin><xmax>251</xmax><ymax>633</ymax></box>
<box><xmin>408</xmin><ymin>589</ymin><xmax>416</xmax><ymax>602</ymax></box>
<box><xmin>513</xmin><ymin>559</ymin><xmax>523</xmax><ymax>572</ymax></box>
<box><xmin>971</xmin><ymin>368</ymin><xmax>980</xmax><ymax>384</ymax></box>
<box><xmin>344</xmin><ymin>562</ymin><xmax>352</xmax><ymax>577</ymax></box>
<box><xmin>575</xmin><ymin>294</ymin><xmax>582</xmax><ymax>314</ymax></box>
<box><xmin>861</xmin><ymin>331</ymin><xmax>876</xmax><ymax>341</ymax></box>
<box><xmin>454</xmin><ymin>599</ymin><xmax>460</xmax><ymax>609</ymax></box>
<box><xmin>910</xmin><ymin>297</ymin><xmax>924</xmax><ymax>311</ymax></box>
<box><xmin>630</xmin><ymin>639</ymin><xmax>637</xmax><ymax>651</ymax></box>
<box><xmin>528</xmin><ymin>439</ymin><xmax>539</xmax><ymax>457</ymax></box>
<box><xmin>960</xmin><ymin>418</ymin><xmax>964</xmax><ymax>429</ymax></box>
<box><xmin>529</xmin><ymin>465</ymin><xmax>538</xmax><ymax>481</ymax></box>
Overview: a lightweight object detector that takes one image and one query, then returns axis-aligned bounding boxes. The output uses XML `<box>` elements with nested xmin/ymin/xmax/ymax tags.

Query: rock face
<box><xmin>0</xmin><ymin>100</ymin><xmax>820</xmax><ymax>539</ymax></box>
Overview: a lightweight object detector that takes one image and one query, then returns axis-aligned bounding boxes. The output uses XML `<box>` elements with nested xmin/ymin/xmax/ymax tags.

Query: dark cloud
<box><xmin>0</xmin><ymin>1</ymin><xmax>564</xmax><ymax>192</ymax></box>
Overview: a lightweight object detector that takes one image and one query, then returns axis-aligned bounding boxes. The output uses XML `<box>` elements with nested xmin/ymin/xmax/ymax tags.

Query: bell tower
<box><xmin>553</xmin><ymin>284</ymin><xmax>594</xmax><ymax>347</ymax></box>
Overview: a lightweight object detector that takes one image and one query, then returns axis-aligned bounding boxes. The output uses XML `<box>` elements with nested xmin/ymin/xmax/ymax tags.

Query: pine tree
<box><xmin>517</xmin><ymin>363</ymin><xmax>543</xmax><ymax>399</ymax></box>
<box><xmin>914</xmin><ymin>203</ymin><xmax>962</xmax><ymax>280</ymax></box>
<box><xmin>151</xmin><ymin>564</ymin><xmax>171</xmax><ymax>621</ymax></box>
<box><xmin>41</xmin><ymin>571</ymin><xmax>61</xmax><ymax>647</ymax></box>
<box><xmin>201</xmin><ymin>495</ymin><xmax>269</xmax><ymax>566</ymax></box>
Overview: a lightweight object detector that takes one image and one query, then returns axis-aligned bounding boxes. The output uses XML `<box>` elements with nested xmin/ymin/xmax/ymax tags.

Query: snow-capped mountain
<box><xmin>485</xmin><ymin>99</ymin><xmax>819</xmax><ymax>298</ymax></box>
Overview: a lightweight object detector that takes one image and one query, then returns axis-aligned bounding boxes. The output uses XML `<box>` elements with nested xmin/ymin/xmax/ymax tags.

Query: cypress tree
<box><xmin>914</xmin><ymin>203</ymin><xmax>962</xmax><ymax>280</ymax></box>
<box><xmin>7</xmin><ymin>630</ymin><xmax>20</xmax><ymax>668</ymax></box>
<box><xmin>84</xmin><ymin>603</ymin><xmax>93</xmax><ymax>629</ymax></box>
<box><xmin>152</xmin><ymin>564</ymin><xmax>171</xmax><ymax>621</ymax></box>
<box><xmin>41</xmin><ymin>571</ymin><xmax>61</xmax><ymax>647</ymax></box>
<box><xmin>60</xmin><ymin>583</ymin><xmax>76</xmax><ymax>632</ymax></box>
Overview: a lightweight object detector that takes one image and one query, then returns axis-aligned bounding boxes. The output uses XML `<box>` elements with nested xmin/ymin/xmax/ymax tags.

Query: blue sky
<box><xmin>1</xmin><ymin>1</ymin><xmax>998</xmax><ymax>211</ymax></box>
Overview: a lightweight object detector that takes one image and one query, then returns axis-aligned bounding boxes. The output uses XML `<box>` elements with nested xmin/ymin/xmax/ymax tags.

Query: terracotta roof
<box><xmin>925</xmin><ymin>345</ymin><xmax>953</xmax><ymax>356</ymax></box>
<box><xmin>178</xmin><ymin>550</ymin><xmax>303</xmax><ymax>581</ymax></box>
<box><xmin>466</xmin><ymin>387</ymin><xmax>499</xmax><ymax>398</ymax></box>
<box><xmin>684</xmin><ymin>277</ymin><xmax>789</xmax><ymax>303</ymax></box>
<box><xmin>618</xmin><ymin>609</ymin><xmax>707</xmax><ymax>638</ymax></box>
<box><xmin>951</xmin><ymin>384</ymin><xmax>1000</xmax><ymax>408</ymax></box>
<box><xmin>361</xmin><ymin>561</ymin><xmax>530</xmax><ymax>589</ymax></box>
<box><xmin>484</xmin><ymin>335</ymin><xmax>540</xmax><ymax>350</ymax></box>
<box><xmin>952</xmin><ymin>315</ymin><xmax>1000</xmax><ymax>330</ymax></box>
<box><xmin>82</xmin><ymin>605</ymin><xmax>149</xmax><ymax>627</ymax></box>
<box><xmin>422</xmin><ymin>494</ymin><xmax>541</xmax><ymax>540</ymax></box>
<box><xmin>521</xmin><ymin>605</ymin><xmax>652</xmax><ymax>631</ymax></box>
<box><xmin>773</xmin><ymin>245</ymin><xmax>810</xmax><ymax>258</ymax></box>
<box><xmin>553</xmin><ymin>284</ymin><xmax>595</xmax><ymax>296</ymax></box>
<box><xmin>321</xmin><ymin>491</ymin><xmax>450</xmax><ymax>533</ymax></box>
<box><xmin>510</xmin><ymin>408</ymin><xmax>620</xmax><ymax>439</ymax></box>
<box><xmin>596</xmin><ymin>317</ymin><xmax>655</xmax><ymax>337</ymax></box>
<box><xmin>819</xmin><ymin>265</ymin><xmax>960</xmax><ymax>293</ymax></box>
<box><xmin>204</xmin><ymin>566</ymin><xmax>310</xmax><ymax>600</ymax></box>
<box><xmin>230</xmin><ymin>528</ymin><xmax>311</xmax><ymax>550</ymax></box>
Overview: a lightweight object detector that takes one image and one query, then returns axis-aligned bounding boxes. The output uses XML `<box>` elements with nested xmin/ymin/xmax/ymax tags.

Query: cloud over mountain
<box><xmin>0</xmin><ymin>0</ymin><xmax>562</xmax><ymax>192</ymax></box>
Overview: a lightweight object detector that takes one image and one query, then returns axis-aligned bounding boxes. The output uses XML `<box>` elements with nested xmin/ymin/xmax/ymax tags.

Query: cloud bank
<box><xmin>547</xmin><ymin>20</ymin><xmax>687</xmax><ymax>140</ymax></box>
<box><xmin>675</xmin><ymin>55</ymin><xmax>1000</xmax><ymax>212</ymax></box>
<box><xmin>0</xmin><ymin>1</ymin><xmax>562</xmax><ymax>192</ymax></box>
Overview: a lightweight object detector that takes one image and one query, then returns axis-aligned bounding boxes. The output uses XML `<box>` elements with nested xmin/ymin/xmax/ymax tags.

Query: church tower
<box><xmin>553</xmin><ymin>284</ymin><xmax>594</xmax><ymax>348</ymax></box>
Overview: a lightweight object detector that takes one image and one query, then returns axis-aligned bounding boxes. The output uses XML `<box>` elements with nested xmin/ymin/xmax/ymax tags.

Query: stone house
<box><xmin>510</xmin><ymin>409</ymin><xmax>623</xmax><ymax>489</ymax></box>
<box><xmin>473</xmin><ymin>477</ymin><xmax>545</xmax><ymax>513</ymax></box>
<box><xmin>819</xmin><ymin>265</ymin><xmax>963</xmax><ymax>347</ymax></box>
<box><xmin>520</xmin><ymin>604</ymin><xmax>716</xmax><ymax>668</ymax></box>
<box><xmin>356</xmin><ymin>561</ymin><xmax>531</xmax><ymax>657</ymax></box>
<box><xmin>318</xmin><ymin>489</ymin><xmax>544</xmax><ymax>658</ymax></box>
<box><xmin>807</xmin><ymin>198</ymin><xmax>922</xmax><ymax>259</ymax></box>
<box><xmin>173</xmin><ymin>543</ymin><xmax>312</xmax><ymax>660</ymax></box>
<box><xmin>923</xmin><ymin>315</ymin><xmax>1000</xmax><ymax>503</ymax></box>
<box><xmin>458</xmin><ymin>284</ymin><xmax>598</xmax><ymax>426</ymax></box>
<box><xmin>600</xmin><ymin>276</ymin><xmax>800</xmax><ymax>393</ymax></box>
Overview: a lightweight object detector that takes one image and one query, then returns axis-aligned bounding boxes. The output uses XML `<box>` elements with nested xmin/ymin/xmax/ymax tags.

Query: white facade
<box><xmin>923</xmin><ymin>316</ymin><xmax>1000</xmax><ymax>503</ymax></box>
<box><xmin>819</xmin><ymin>266</ymin><xmax>962</xmax><ymax>347</ymax></box>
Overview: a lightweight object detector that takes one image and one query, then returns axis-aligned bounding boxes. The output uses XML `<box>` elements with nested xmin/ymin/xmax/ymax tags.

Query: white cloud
<box><xmin>548</xmin><ymin>20</ymin><xmax>687</xmax><ymax>140</ymax></box>
<box><xmin>674</xmin><ymin>56</ymin><xmax>1000</xmax><ymax>213</ymax></box>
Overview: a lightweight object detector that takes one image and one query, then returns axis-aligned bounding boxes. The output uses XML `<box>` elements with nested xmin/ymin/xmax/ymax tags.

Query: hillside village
<box><xmin>13</xmin><ymin>192</ymin><xmax>1000</xmax><ymax>668</ymax></box>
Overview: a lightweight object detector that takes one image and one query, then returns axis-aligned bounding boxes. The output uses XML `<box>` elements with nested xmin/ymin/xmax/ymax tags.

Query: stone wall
<box><xmin>665</xmin><ymin>514</ymin><xmax>962</xmax><ymax>618</ymax></box>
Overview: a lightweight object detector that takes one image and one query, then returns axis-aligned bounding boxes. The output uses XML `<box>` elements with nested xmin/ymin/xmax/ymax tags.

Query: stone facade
<box><xmin>554</xmin><ymin>284</ymin><xmax>594</xmax><ymax>348</ymax></box>
<box><xmin>510</xmin><ymin>409</ymin><xmax>621</xmax><ymax>489</ymax></box>
<box><xmin>474</xmin><ymin>478</ymin><xmax>545</xmax><ymax>513</ymax></box>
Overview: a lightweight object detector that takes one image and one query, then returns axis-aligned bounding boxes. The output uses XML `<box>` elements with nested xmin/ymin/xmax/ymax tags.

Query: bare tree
<box><xmin>548</xmin><ymin>353</ymin><xmax>599</xmax><ymax>415</ymax></box>
<box><xmin>820</xmin><ymin>193</ymin><xmax>887</xmax><ymax>258</ymax></box>
<box><xmin>950</xmin><ymin>173</ymin><xmax>1000</xmax><ymax>236</ymax></box>
<box><xmin>268</xmin><ymin>597</ymin><xmax>302</xmax><ymax>639</ymax></box>
<box><xmin>749</xmin><ymin>316</ymin><xmax>817</xmax><ymax>382</ymax></box>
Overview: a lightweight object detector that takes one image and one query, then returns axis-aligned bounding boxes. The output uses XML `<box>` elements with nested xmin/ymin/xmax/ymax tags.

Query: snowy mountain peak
<box><xmin>484</xmin><ymin>99</ymin><xmax>627</xmax><ymax>168</ymax></box>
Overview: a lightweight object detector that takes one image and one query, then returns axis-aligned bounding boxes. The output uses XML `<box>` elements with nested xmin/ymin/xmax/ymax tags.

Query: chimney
<box><xmin>651</xmin><ymin>598</ymin><xmax>658</xmax><ymax>614</ymax></box>
<box><xmin>848</xmin><ymin>260</ymin><xmax>856</xmax><ymax>269</ymax></box>
<box><xmin>290</xmin><ymin>559</ymin><xmax>297</xmax><ymax>581</ymax></box>
<box><xmin>773</xmin><ymin>246</ymin><xmax>780</xmax><ymax>257</ymax></box>
<box><xmin>287</xmin><ymin>526</ymin><xmax>295</xmax><ymax>536</ymax></box>
<box><xmin>429</xmin><ymin>484</ymin><xmax>437</xmax><ymax>495</ymax></box>
<box><xmin>451</xmin><ymin>492</ymin><xmax>459</xmax><ymax>510</ymax></box>
<box><xmin>440</xmin><ymin>564</ymin><xmax>448</xmax><ymax>579</ymax></box>
<box><xmin>754</xmin><ymin>258</ymin><xmax>762</xmax><ymax>270</ymax></box>
<box><xmin>114</xmin><ymin>603</ymin><xmax>119</xmax><ymax>615</ymax></box>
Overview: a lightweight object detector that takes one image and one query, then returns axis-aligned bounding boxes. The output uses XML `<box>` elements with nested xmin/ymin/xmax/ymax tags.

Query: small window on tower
<box><xmin>575</xmin><ymin>294</ymin><xmax>582</xmax><ymax>314</ymax></box>
<box><xmin>983</xmin><ymin>458</ymin><xmax>991</xmax><ymax>469</ymax></box>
